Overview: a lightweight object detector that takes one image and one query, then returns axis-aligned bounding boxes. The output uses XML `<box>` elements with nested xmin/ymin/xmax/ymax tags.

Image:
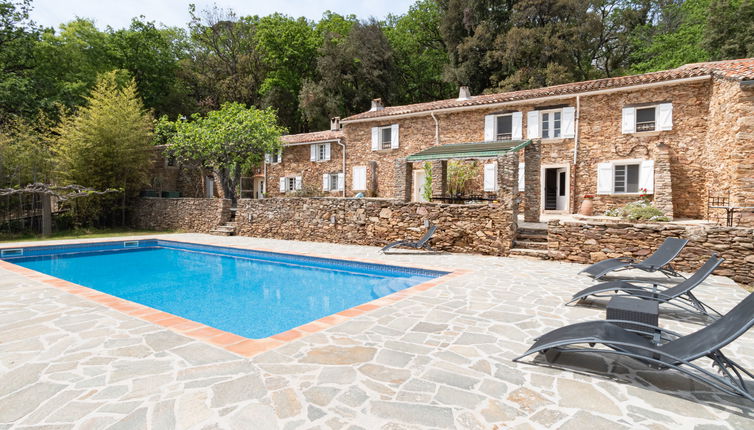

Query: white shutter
<box><xmin>527</xmin><ymin>111</ymin><xmax>540</xmax><ymax>139</ymax></box>
<box><xmin>322</xmin><ymin>173</ymin><xmax>330</xmax><ymax>191</ymax></box>
<box><xmin>597</xmin><ymin>163</ymin><xmax>613</xmax><ymax>194</ymax></box>
<box><xmin>390</xmin><ymin>124</ymin><xmax>400</xmax><ymax>149</ymax></box>
<box><xmin>371</xmin><ymin>127</ymin><xmax>379</xmax><ymax>151</ymax></box>
<box><xmin>512</xmin><ymin>112</ymin><xmax>523</xmax><ymax>140</ymax></box>
<box><xmin>310</xmin><ymin>144</ymin><xmax>317</xmax><ymax>161</ymax></box>
<box><xmin>657</xmin><ymin>103</ymin><xmax>673</xmax><ymax>131</ymax></box>
<box><xmin>279</xmin><ymin>177</ymin><xmax>286</xmax><ymax>193</ymax></box>
<box><xmin>622</xmin><ymin>107</ymin><xmax>636</xmax><ymax>134</ymax></box>
<box><xmin>265</xmin><ymin>153</ymin><xmax>271</xmax><ymax>164</ymax></box>
<box><xmin>562</xmin><ymin>107</ymin><xmax>575</xmax><ymax>138</ymax></box>
<box><xmin>295</xmin><ymin>176</ymin><xmax>302</xmax><ymax>190</ymax></box>
<box><xmin>324</xmin><ymin>143</ymin><xmax>331</xmax><ymax>161</ymax></box>
<box><xmin>337</xmin><ymin>173</ymin><xmax>344</xmax><ymax>191</ymax></box>
<box><xmin>639</xmin><ymin>160</ymin><xmax>655</xmax><ymax>193</ymax></box>
<box><xmin>518</xmin><ymin>162</ymin><xmax>525</xmax><ymax>192</ymax></box>
<box><xmin>483</xmin><ymin>163</ymin><xmax>497</xmax><ymax>192</ymax></box>
<box><xmin>352</xmin><ymin>166</ymin><xmax>366</xmax><ymax>190</ymax></box>
<box><xmin>484</xmin><ymin>115</ymin><xmax>495</xmax><ymax>141</ymax></box>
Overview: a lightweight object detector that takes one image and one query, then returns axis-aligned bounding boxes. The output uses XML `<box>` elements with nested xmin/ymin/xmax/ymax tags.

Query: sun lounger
<box><xmin>579</xmin><ymin>237</ymin><xmax>688</xmax><ymax>280</ymax></box>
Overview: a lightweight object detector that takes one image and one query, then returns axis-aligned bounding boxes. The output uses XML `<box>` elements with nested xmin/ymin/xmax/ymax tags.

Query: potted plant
<box><xmin>579</xmin><ymin>194</ymin><xmax>595</xmax><ymax>216</ymax></box>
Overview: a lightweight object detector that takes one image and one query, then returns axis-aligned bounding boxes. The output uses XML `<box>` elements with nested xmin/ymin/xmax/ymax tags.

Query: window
<box><xmin>613</xmin><ymin>164</ymin><xmax>640</xmax><ymax>193</ymax></box>
<box><xmin>323</xmin><ymin>172</ymin><xmax>344</xmax><ymax>191</ymax></box>
<box><xmin>286</xmin><ymin>177</ymin><xmax>296</xmax><ymax>192</ymax></box>
<box><xmin>267</xmin><ymin>151</ymin><xmax>282</xmax><ymax>164</ymax></box>
<box><xmin>597</xmin><ymin>160</ymin><xmax>654</xmax><ymax>195</ymax></box>
<box><xmin>496</xmin><ymin>115</ymin><xmax>512</xmax><ymax>140</ymax></box>
<box><xmin>380</xmin><ymin>127</ymin><xmax>392</xmax><ymax>150</ymax></box>
<box><xmin>541</xmin><ymin>110</ymin><xmax>561</xmax><ymax>139</ymax></box>
<box><xmin>635</xmin><ymin>107</ymin><xmax>656</xmax><ymax>132</ymax></box>
<box><xmin>311</xmin><ymin>143</ymin><xmax>330</xmax><ymax>161</ymax></box>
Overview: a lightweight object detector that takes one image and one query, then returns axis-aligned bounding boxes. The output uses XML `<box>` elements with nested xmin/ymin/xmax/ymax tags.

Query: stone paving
<box><xmin>1</xmin><ymin>233</ymin><xmax>753</xmax><ymax>429</ymax></box>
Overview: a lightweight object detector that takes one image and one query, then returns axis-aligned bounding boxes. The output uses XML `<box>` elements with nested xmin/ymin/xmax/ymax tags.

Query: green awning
<box><xmin>406</xmin><ymin>140</ymin><xmax>531</xmax><ymax>162</ymax></box>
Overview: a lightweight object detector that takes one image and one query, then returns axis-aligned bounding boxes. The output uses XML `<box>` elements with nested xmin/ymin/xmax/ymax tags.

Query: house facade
<box><xmin>263</xmin><ymin>59</ymin><xmax>754</xmax><ymax>224</ymax></box>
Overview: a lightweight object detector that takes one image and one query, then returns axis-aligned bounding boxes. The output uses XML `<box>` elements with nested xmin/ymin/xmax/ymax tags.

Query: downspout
<box><xmin>572</xmin><ymin>95</ymin><xmax>581</xmax><ymax>213</ymax></box>
<box><xmin>431</xmin><ymin>112</ymin><xmax>440</xmax><ymax>145</ymax></box>
<box><xmin>335</xmin><ymin>138</ymin><xmax>346</xmax><ymax>197</ymax></box>
<box><xmin>263</xmin><ymin>161</ymin><xmax>267</xmax><ymax>199</ymax></box>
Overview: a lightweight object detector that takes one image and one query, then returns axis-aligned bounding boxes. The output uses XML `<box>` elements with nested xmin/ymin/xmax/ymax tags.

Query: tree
<box><xmin>705</xmin><ymin>0</ymin><xmax>754</xmax><ymax>59</ymax></box>
<box><xmin>168</xmin><ymin>102</ymin><xmax>285</xmax><ymax>203</ymax></box>
<box><xmin>55</xmin><ymin>70</ymin><xmax>154</xmax><ymax>225</ymax></box>
<box><xmin>0</xmin><ymin>0</ymin><xmax>42</xmax><ymax>121</ymax></box>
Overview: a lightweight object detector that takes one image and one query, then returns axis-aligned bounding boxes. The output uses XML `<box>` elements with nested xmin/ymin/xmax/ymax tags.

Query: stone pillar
<box><xmin>394</xmin><ymin>158</ymin><xmax>412</xmax><ymax>202</ymax></box>
<box><xmin>524</xmin><ymin>140</ymin><xmax>541</xmax><ymax>222</ymax></box>
<box><xmin>497</xmin><ymin>153</ymin><xmax>519</xmax><ymax>211</ymax></box>
<box><xmin>430</xmin><ymin>160</ymin><xmax>447</xmax><ymax>198</ymax></box>
<box><xmin>653</xmin><ymin>143</ymin><xmax>674</xmax><ymax>220</ymax></box>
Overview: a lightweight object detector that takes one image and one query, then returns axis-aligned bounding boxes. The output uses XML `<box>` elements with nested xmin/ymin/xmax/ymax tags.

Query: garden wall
<box><xmin>132</xmin><ymin>198</ymin><xmax>231</xmax><ymax>233</ymax></box>
<box><xmin>235</xmin><ymin>197</ymin><xmax>516</xmax><ymax>256</ymax></box>
<box><xmin>547</xmin><ymin>219</ymin><xmax>754</xmax><ymax>286</ymax></box>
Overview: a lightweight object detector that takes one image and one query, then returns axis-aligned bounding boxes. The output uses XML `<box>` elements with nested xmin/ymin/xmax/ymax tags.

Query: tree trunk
<box><xmin>40</xmin><ymin>193</ymin><xmax>52</xmax><ymax>237</ymax></box>
<box><xmin>218</xmin><ymin>167</ymin><xmax>236</xmax><ymax>204</ymax></box>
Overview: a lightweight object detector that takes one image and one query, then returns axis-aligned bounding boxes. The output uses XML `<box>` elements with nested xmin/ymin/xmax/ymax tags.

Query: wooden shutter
<box><xmin>622</xmin><ymin>107</ymin><xmax>636</xmax><ymax>134</ymax></box>
<box><xmin>527</xmin><ymin>111</ymin><xmax>540</xmax><ymax>139</ymax></box>
<box><xmin>337</xmin><ymin>173</ymin><xmax>344</xmax><ymax>191</ymax></box>
<box><xmin>518</xmin><ymin>162</ymin><xmax>525</xmax><ymax>192</ymax></box>
<box><xmin>322</xmin><ymin>173</ymin><xmax>330</xmax><ymax>191</ymax></box>
<box><xmin>639</xmin><ymin>160</ymin><xmax>655</xmax><ymax>193</ymax></box>
<box><xmin>279</xmin><ymin>177</ymin><xmax>286</xmax><ymax>192</ymax></box>
<box><xmin>484</xmin><ymin>115</ymin><xmax>495</xmax><ymax>141</ymax></box>
<box><xmin>371</xmin><ymin>127</ymin><xmax>379</xmax><ymax>151</ymax></box>
<box><xmin>597</xmin><ymin>163</ymin><xmax>613</xmax><ymax>194</ymax></box>
<box><xmin>310</xmin><ymin>144</ymin><xmax>317</xmax><ymax>161</ymax></box>
<box><xmin>324</xmin><ymin>143</ymin><xmax>331</xmax><ymax>161</ymax></box>
<box><xmin>352</xmin><ymin>166</ymin><xmax>366</xmax><ymax>190</ymax></box>
<box><xmin>512</xmin><ymin>112</ymin><xmax>523</xmax><ymax>140</ymax></box>
<box><xmin>562</xmin><ymin>107</ymin><xmax>575</xmax><ymax>138</ymax></box>
<box><xmin>483</xmin><ymin>163</ymin><xmax>497</xmax><ymax>192</ymax></box>
<box><xmin>295</xmin><ymin>176</ymin><xmax>302</xmax><ymax>190</ymax></box>
<box><xmin>657</xmin><ymin>103</ymin><xmax>673</xmax><ymax>131</ymax></box>
<box><xmin>390</xmin><ymin>124</ymin><xmax>400</xmax><ymax>149</ymax></box>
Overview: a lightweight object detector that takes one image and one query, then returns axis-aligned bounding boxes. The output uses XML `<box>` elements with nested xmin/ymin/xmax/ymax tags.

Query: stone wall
<box><xmin>131</xmin><ymin>198</ymin><xmax>231</xmax><ymax>233</ymax></box>
<box><xmin>235</xmin><ymin>197</ymin><xmax>517</xmax><ymax>256</ymax></box>
<box><xmin>547</xmin><ymin>219</ymin><xmax>754</xmax><ymax>286</ymax></box>
<box><xmin>267</xmin><ymin>142</ymin><xmax>345</xmax><ymax>198</ymax></box>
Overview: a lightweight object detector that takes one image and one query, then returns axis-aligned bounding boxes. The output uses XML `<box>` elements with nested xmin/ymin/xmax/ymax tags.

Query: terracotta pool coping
<box><xmin>0</xmin><ymin>237</ymin><xmax>468</xmax><ymax>358</ymax></box>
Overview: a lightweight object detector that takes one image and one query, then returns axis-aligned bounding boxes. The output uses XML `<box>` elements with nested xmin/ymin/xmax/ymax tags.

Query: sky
<box><xmin>29</xmin><ymin>0</ymin><xmax>415</xmax><ymax>30</ymax></box>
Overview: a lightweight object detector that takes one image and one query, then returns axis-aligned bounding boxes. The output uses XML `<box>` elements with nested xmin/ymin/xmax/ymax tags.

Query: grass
<box><xmin>0</xmin><ymin>227</ymin><xmax>173</xmax><ymax>243</ymax></box>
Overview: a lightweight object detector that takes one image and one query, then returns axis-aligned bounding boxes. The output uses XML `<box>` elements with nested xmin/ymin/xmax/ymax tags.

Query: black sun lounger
<box><xmin>514</xmin><ymin>292</ymin><xmax>754</xmax><ymax>401</ymax></box>
<box><xmin>381</xmin><ymin>224</ymin><xmax>437</xmax><ymax>253</ymax></box>
<box><xmin>570</xmin><ymin>254</ymin><xmax>724</xmax><ymax>318</ymax></box>
<box><xmin>579</xmin><ymin>237</ymin><xmax>688</xmax><ymax>280</ymax></box>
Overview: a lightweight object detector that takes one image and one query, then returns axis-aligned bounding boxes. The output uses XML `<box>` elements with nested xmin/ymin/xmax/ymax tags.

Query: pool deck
<box><xmin>1</xmin><ymin>233</ymin><xmax>753</xmax><ymax>429</ymax></box>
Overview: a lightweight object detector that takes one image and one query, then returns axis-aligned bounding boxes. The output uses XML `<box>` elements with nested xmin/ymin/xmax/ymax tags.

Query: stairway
<box><xmin>509</xmin><ymin>223</ymin><xmax>549</xmax><ymax>259</ymax></box>
<box><xmin>210</xmin><ymin>221</ymin><xmax>237</xmax><ymax>236</ymax></box>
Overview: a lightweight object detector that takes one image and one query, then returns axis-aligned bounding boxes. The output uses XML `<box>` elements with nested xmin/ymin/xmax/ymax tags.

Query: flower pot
<box><xmin>579</xmin><ymin>198</ymin><xmax>594</xmax><ymax>216</ymax></box>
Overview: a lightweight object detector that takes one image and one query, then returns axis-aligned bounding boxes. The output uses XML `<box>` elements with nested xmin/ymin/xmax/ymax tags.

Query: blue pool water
<box><xmin>2</xmin><ymin>240</ymin><xmax>444</xmax><ymax>338</ymax></box>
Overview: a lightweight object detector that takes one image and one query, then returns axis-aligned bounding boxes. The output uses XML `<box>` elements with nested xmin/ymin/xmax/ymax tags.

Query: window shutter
<box><xmin>597</xmin><ymin>163</ymin><xmax>613</xmax><ymax>194</ymax></box>
<box><xmin>279</xmin><ymin>177</ymin><xmax>286</xmax><ymax>193</ymax></box>
<box><xmin>562</xmin><ymin>107</ymin><xmax>575</xmax><ymax>138</ymax></box>
<box><xmin>353</xmin><ymin>166</ymin><xmax>366</xmax><ymax>190</ymax></box>
<box><xmin>518</xmin><ymin>162</ymin><xmax>525</xmax><ymax>192</ymax></box>
<box><xmin>657</xmin><ymin>103</ymin><xmax>673</xmax><ymax>131</ymax></box>
<box><xmin>484</xmin><ymin>115</ymin><xmax>495</xmax><ymax>141</ymax></box>
<box><xmin>526</xmin><ymin>111</ymin><xmax>540</xmax><ymax>139</ymax></box>
<box><xmin>310</xmin><ymin>144</ymin><xmax>317</xmax><ymax>161</ymax></box>
<box><xmin>322</xmin><ymin>173</ymin><xmax>330</xmax><ymax>191</ymax></box>
<box><xmin>390</xmin><ymin>124</ymin><xmax>400</xmax><ymax>149</ymax></box>
<box><xmin>324</xmin><ymin>143</ymin><xmax>331</xmax><ymax>161</ymax></box>
<box><xmin>512</xmin><ymin>112</ymin><xmax>523</xmax><ymax>140</ymax></box>
<box><xmin>295</xmin><ymin>176</ymin><xmax>302</xmax><ymax>190</ymax></box>
<box><xmin>483</xmin><ymin>163</ymin><xmax>497</xmax><ymax>192</ymax></box>
<box><xmin>371</xmin><ymin>127</ymin><xmax>379</xmax><ymax>151</ymax></box>
<box><xmin>265</xmin><ymin>153</ymin><xmax>271</xmax><ymax>164</ymax></box>
<box><xmin>639</xmin><ymin>160</ymin><xmax>655</xmax><ymax>193</ymax></box>
<box><xmin>622</xmin><ymin>107</ymin><xmax>636</xmax><ymax>134</ymax></box>
<box><xmin>337</xmin><ymin>173</ymin><xmax>344</xmax><ymax>191</ymax></box>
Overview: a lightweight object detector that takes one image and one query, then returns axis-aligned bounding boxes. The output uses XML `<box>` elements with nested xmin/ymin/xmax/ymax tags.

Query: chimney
<box><xmin>330</xmin><ymin>116</ymin><xmax>341</xmax><ymax>131</ymax></box>
<box><xmin>457</xmin><ymin>86</ymin><xmax>471</xmax><ymax>100</ymax></box>
<box><xmin>370</xmin><ymin>98</ymin><xmax>384</xmax><ymax>112</ymax></box>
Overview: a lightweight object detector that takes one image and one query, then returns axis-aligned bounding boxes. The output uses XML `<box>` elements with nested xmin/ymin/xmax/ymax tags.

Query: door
<box><xmin>556</xmin><ymin>168</ymin><xmax>567</xmax><ymax>211</ymax></box>
<box><xmin>543</xmin><ymin>168</ymin><xmax>568</xmax><ymax>211</ymax></box>
<box><xmin>413</xmin><ymin>170</ymin><xmax>428</xmax><ymax>202</ymax></box>
<box><xmin>254</xmin><ymin>178</ymin><xmax>265</xmax><ymax>199</ymax></box>
<box><xmin>204</xmin><ymin>176</ymin><xmax>214</xmax><ymax>198</ymax></box>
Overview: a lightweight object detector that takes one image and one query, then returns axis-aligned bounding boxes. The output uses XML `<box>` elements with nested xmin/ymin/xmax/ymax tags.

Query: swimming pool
<box><xmin>1</xmin><ymin>240</ymin><xmax>446</xmax><ymax>339</ymax></box>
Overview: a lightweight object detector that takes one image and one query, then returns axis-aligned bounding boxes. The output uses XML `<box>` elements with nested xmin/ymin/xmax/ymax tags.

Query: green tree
<box><xmin>168</xmin><ymin>102</ymin><xmax>285</xmax><ymax>203</ymax></box>
<box><xmin>705</xmin><ymin>0</ymin><xmax>754</xmax><ymax>59</ymax></box>
<box><xmin>0</xmin><ymin>0</ymin><xmax>42</xmax><ymax>121</ymax></box>
<box><xmin>0</xmin><ymin>115</ymin><xmax>55</xmax><ymax>187</ymax></box>
<box><xmin>55</xmin><ymin>70</ymin><xmax>153</xmax><ymax>224</ymax></box>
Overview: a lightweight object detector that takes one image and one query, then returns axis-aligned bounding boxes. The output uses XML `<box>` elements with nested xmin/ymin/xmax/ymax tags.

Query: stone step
<box><xmin>517</xmin><ymin>227</ymin><xmax>547</xmax><ymax>236</ymax></box>
<box><xmin>214</xmin><ymin>226</ymin><xmax>236</xmax><ymax>232</ymax></box>
<box><xmin>515</xmin><ymin>233</ymin><xmax>548</xmax><ymax>242</ymax></box>
<box><xmin>209</xmin><ymin>230</ymin><xmax>233</xmax><ymax>236</ymax></box>
<box><xmin>509</xmin><ymin>248</ymin><xmax>550</xmax><ymax>260</ymax></box>
<box><xmin>513</xmin><ymin>240</ymin><xmax>548</xmax><ymax>250</ymax></box>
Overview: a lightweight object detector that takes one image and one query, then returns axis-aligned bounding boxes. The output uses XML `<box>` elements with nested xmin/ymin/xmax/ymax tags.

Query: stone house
<box><xmin>264</xmin><ymin>58</ymin><xmax>754</xmax><ymax>224</ymax></box>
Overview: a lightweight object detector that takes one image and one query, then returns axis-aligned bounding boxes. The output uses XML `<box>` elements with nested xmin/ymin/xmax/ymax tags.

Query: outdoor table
<box><xmin>606</xmin><ymin>296</ymin><xmax>659</xmax><ymax>336</ymax></box>
<box><xmin>709</xmin><ymin>205</ymin><xmax>754</xmax><ymax>227</ymax></box>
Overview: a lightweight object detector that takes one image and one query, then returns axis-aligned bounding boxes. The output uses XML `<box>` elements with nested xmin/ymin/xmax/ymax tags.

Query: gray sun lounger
<box><xmin>570</xmin><ymin>254</ymin><xmax>724</xmax><ymax>318</ymax></box>
<box><xmin>579</xmin><ymin>237</ymin><xmax>688</xmax><ymax>280</ymax></box>
<box><xmin>514</xmin><ymin>292</ymin><xmax>754</xmax><ymax>401</ymax></box>
<box><xmin>381</xmin><ymin>224</ymin><xmax>437</xmax><ymax>253</ymax></box>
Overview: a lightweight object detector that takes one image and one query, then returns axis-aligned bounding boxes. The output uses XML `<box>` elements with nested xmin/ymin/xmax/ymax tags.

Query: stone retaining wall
<box><xmin>132</xmin><ymin>198</ymin><xmax>231</xmax><ymax>233</ymax></box>
<box><xmin>547</xmin><ymin>219</ymin><xmax>754</xmax><ymax>285</ymax></box>
<box><xmin>236</xmin><ymin>197</ymin><xmax>516</xmax><ymax>255</ymax></box>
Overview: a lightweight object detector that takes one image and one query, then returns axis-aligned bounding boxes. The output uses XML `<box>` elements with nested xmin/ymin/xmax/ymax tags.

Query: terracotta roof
<box><xmin>281</xmin><ymin>129</ymin><xmax>343</xmax><ymax>144</ymax></box>
<box><xmin>343</xmin><ymin>58</ymin><xmax>754</xmax><ymax>122</ymax></box>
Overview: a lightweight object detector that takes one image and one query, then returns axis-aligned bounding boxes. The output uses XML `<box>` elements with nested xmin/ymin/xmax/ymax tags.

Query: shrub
<box><xmin>605</xmin><ymin>200</ymin><xmax>670</xmax><ymax>222</ymax></box>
